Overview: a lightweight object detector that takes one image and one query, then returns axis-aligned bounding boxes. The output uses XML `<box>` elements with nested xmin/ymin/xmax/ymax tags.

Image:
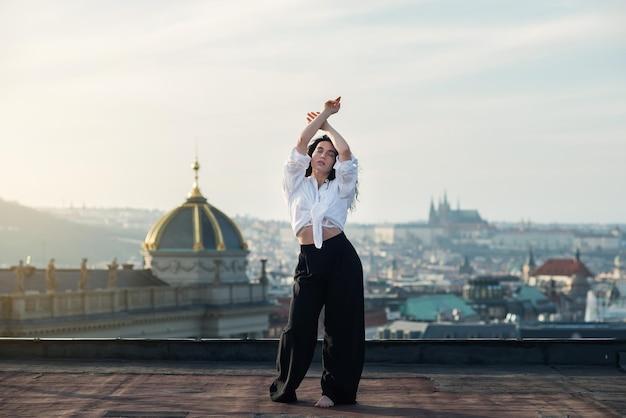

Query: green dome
<box><xmin>143</xmin><ymin>158</ymin><xmax>247</xmax><ymax>252</ymax></box>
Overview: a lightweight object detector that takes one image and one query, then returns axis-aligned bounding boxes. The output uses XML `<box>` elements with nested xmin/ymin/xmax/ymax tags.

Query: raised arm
<box><xmin>321</xmin><ymin>120</ymin><xmax>351</xmax><ymax>162</ymax></box>
<box><xmin>296</xmin><ymin>97</ymin><xmax>346</xmax><ymax>156</ymax></box>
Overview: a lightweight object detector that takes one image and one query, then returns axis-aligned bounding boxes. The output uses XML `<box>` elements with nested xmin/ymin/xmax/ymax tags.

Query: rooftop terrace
<box><xmin>1</xmin><ymin>338</ymin><xmax>625</xmax><ymax>417</ymax></box>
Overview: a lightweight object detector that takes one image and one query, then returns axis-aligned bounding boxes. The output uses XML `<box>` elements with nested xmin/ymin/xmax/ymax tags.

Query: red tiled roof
<box><xmin>531</xmin><ymin>258</ymin><xmax>594</xmax><ymax>277</ymax></box>
<box><xmin>365</xmin><ymin>307</ymin><xmax>388</xmax><ymax>328</ymax></box>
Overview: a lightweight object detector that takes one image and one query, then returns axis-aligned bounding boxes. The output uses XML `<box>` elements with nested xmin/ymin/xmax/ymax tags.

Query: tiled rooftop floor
<box><xmin>0</xmin><ymin>360</ymin><xmax>624</xmax><ymax>417</ymax></box>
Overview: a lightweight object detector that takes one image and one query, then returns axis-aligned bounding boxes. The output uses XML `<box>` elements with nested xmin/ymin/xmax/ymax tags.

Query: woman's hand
<box><xmin>307</xmin><ymin>111</ymin><xmax>330</xmax><ymax>131</ymax></box>
<box><xmin>306</xmin><ymin>111</ymin><xmax>319</xmax><ymax>123</ymax></box>
<box><xmin>306</xmin><ymin>97</ymin><xmax>341</xmax><ymax>123</ymax></box>
<box><xmin>297</xmin><ymin>96</ymin><xmax>341</xmax><ymax>153</ymax></box>
<box><xmin>323</xmin><ymin>96</ymin><xmax>341</xmax><ymax>114</ymax></box>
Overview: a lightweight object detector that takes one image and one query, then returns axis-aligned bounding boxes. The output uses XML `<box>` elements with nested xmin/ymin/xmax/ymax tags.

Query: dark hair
<box><xmin>305</xmin><ymin>135</ymin><xmax>336</xmax><ymax>180</ymax></box>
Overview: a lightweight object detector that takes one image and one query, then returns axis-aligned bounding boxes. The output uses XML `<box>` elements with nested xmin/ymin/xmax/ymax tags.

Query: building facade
<box><xmin>0</xmin><ymin>158</ymin><xmax>273</xmax><ymax>338</ymax></box>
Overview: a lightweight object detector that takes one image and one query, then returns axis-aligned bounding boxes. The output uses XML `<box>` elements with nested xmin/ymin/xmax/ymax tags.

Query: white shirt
<box><xmin>283</xmin><ymin>147</ymin><xmax>358</xmax><ymax>248</ymax></box>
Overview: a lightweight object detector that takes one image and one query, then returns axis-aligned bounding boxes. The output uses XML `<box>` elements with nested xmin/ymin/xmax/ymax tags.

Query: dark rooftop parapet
<box><xmin>0</xmin><ymin>338</ymin><xmax>625</xmax><ymax>367</ymax></box>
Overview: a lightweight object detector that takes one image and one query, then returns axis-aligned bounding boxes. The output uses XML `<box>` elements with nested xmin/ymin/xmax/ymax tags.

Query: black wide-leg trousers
<box><xmin>270</xmin><ymin>232</ymin><xmax>365</xmax><ymax>404</ymax></box>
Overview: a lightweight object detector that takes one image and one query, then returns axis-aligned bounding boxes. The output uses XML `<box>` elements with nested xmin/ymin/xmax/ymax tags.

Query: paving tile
<box><xmin>0</xmin><ymin>361</ymin><xmax>623</xmax><ymax>417</ymax></box>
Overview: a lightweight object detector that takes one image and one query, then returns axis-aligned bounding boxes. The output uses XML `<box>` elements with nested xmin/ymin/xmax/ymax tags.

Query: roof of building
<box><xmin>143</xmin><ymin>157</ymin><xmax>247</xmax><ymax>252</ymax></box>
<box><xmin>0</xmin><ymin>339</ymin><xmax>625</xmax><ymax>417</ymax></box>
<box><xmin>383</xmin><ymin>320</ymin><xmax>520</xmax><ymax>339</ymax></box>
<box><xmin>519</xmin><ymin>321</ymin><xmax>626</xmax><ymax>338</ymax></box>
<box><xmin>531</xmin><ymin>258</ymin><xmax>594</xmax><ymax>278</ymax></box>
<box><xmin>512</xmin><ymin>284</ymin><xmax>550</xmax><ymax>304</ymax></box>
<box><xmin>401</xmin><ymin>294</ymin><xmax>477</xmax><ymax>321</ymax></box>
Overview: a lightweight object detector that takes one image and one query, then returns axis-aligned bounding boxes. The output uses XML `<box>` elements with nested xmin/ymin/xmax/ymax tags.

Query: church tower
<box><xmin>522</xmin><ymin>247</ymin><xmax>536</xmax><ymax>284</ymax></box>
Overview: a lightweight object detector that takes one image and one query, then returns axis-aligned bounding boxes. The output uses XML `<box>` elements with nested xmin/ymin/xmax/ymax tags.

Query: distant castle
<box><xmin>428</xmin><ymin>192</ymin><xmax>487</xmax><ymax>228</ymax></box>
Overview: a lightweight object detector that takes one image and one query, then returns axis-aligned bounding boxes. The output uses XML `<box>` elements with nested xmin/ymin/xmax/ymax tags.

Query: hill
<box><xmin>0</xmin><ymin>199</ymin><xmax>146</xmax><ymax>268</ymax></box>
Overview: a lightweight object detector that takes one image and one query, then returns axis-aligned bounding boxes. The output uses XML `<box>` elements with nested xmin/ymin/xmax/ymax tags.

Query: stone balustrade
<box><xmin>0</xmin><ymin>283</ymin><xmax>268</xmax><ymax>321</ymax></box>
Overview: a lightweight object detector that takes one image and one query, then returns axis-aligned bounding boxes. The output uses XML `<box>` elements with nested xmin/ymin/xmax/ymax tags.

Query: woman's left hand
<box><xmin>307</xmin><ymin>111</ymin><xmax>331</xmax><ymax>130</ymax></box>
<box><xmin>323</xmin><ymin>97</ymin><xmax>341</xmax><ymax>114</ymax></box>
<box><xmin>306</xmin><ymin>111</ymin><xmax>320</xmax><ymax>123</ymax></box>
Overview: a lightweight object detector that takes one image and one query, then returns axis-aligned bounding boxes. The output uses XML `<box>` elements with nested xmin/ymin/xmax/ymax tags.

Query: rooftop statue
<box><xmin>46</xmin><ymin>258</ymin><xmax>58</xmax><ymax>293</ymax></box>
<box><xmin>78</xmin><ymin>258</ymin><xmax>89</xmax><ymax>291</ymax></box>
<box><xmin>107</xmin><ymin>257</ymin><xmax>119</xmax><ymax>289</ymax></box>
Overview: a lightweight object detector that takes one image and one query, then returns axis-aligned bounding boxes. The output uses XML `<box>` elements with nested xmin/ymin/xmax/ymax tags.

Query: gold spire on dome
<box><xmin>188</xmin><ymin>154</ymin><xmax>204</xmax><ymax>199</ymax></box>
<box><xmin>142</xmin><ymin>149</ymin><xmax>249</xmax><ymax>253</ymax></box>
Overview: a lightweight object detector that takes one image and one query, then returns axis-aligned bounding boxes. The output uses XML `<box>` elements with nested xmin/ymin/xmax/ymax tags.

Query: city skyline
<box><xmin>1</xmin><ymin>1</ymin><xmax>625</xmax><ymax>224</ymax></box>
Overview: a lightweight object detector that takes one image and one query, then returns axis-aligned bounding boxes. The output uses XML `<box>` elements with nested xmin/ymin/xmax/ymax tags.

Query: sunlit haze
<box><xmin>1</xmin><ymin>0</ymin><xmax>625</xmax><ymax>224</ymax></box>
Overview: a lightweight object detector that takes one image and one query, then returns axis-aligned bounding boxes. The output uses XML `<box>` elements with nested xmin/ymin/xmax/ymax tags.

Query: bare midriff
<box><xmin>296</xmin><ymin>225</ymin><xmax>342</xmax><ymax>245</ymax></box>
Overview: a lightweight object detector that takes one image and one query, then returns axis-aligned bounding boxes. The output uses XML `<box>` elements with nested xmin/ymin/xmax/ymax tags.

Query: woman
<box><xmin>269</xmin><ymin>97</ymin><xmax>365</xmax><ymax>408</ymax></box>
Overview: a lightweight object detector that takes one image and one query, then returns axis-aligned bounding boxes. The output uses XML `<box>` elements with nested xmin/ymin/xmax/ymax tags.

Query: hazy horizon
<box><xmin>2</xmin><ymin>1</ymin><xmax>625</xmax><ymax>225</ymax></box>
<box><xmin>6</xmin><ymin>198</ymin><xmax>623</xmax><ymax>228</ymax></box>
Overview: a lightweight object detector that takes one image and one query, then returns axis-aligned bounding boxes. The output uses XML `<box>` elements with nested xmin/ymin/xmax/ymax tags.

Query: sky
<box><xmin>1</xmin><ymin>0</ymin><xmax>625</xmax><ymax>225</ymax></box>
